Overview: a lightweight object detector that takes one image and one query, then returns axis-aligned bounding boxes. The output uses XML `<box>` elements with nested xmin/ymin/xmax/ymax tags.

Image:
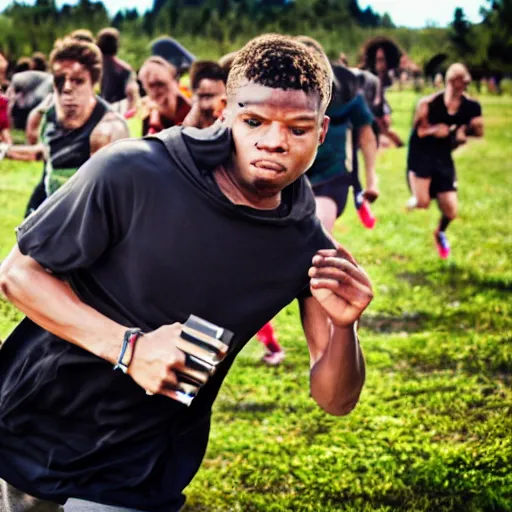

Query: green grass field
<box><xmin>0</xmin><ymin>92</ymin><xmax>511</xmax><ymax>511</ymax></box>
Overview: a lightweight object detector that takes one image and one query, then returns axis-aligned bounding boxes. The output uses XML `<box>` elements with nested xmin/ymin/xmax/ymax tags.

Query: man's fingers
<box><xmin>310</xmin><ymin>267</ymin><xmax>371</xmax><ymax>294</ymax></box>
<box><xmin>310</xmin><ymin>257</ymin><xmax>370</xmax><ymax>286</ymax></box>
<box><xmin>310</xmin><ymin>275</ymin><xmax>373</xmax><ymax>308</ymax></box>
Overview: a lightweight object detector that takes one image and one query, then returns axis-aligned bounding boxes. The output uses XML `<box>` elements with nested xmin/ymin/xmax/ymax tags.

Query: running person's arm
<box><xmin>415</xmin><ymin>99</ymin><xmax>451</xmax><ymax>138</ymax></box>
<box><xmin>299</xmin><ymin>245</ymin><xmax>372</xmax><ymax>416</ymax></box>
<box><xmin>89</xmin><ymin>111</ymin><xmax>130</xmax><ymax>155</ymax></box>
<box><xmin>2</xmin><ymin>143</ymin><xmax>46</xmax><ymax>161</ymax></box>
<box><xmin>358</xmin><ymin>124</ymin><xmax>378</xmax><ymax>202</ymax></box>
<box><xmin>26</xmin><ymin>94</ymin><xmax>54</xmax><ymax>145</ymax></box>
<box><xmin>350</xmin><ymin>94</ymin><xmax>379</xmax><ymax>201</ymax></box>
<box><xmin>0</xmin><ymin>143</ymin><xmax>212</xmax><ymax>400</ymax></box>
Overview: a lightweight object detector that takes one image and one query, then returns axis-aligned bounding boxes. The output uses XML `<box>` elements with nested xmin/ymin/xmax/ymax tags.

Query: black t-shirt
<box><xmin>0</xmin><ymin>124</ymin><xmax>334</xmax><ymax>511</ymax></box>
<box><xmin>408</xmin><ymin>92</ymin><xmax>482</xmax><ymax>166</ymax></box>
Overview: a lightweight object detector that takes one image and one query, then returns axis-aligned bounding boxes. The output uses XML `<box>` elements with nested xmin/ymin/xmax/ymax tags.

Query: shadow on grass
<box><xmin>217</xmin><ymin>401</ymin><xmax>279</xmax><ymax>414</ymax></box>
<box><xmin>399</xmin><ymin>265</ymin><xmax>512</xmax><ymax>293</ymax></box>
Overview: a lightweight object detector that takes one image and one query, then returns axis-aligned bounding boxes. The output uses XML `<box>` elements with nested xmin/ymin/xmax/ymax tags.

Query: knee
<box><xmin>444</xmin><ymin>209</ymin><xmax>457</xmax><ymax>220</ymax></box>
<box><xmin>416</xmin><ymin>198</ymin><xmax>430</xmax><ymax>209</ymax></box>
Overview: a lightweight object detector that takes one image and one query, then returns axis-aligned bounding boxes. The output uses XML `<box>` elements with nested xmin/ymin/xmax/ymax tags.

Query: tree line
<box><xmin>0</xmin><ymin>0</ymin><xmax>510</xmax><ymax>75</ymax></box>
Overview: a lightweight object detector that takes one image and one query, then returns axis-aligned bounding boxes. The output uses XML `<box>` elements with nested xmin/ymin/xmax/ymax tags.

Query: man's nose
<box><xmin>62</xmin><ymin>78</ymin><xmax>73</xmax><ymax>93</ymax></box>
<box><xmin>256</xmin><ymin>122</ymin><xmax>289</xmax><ymax>153</ymax></box>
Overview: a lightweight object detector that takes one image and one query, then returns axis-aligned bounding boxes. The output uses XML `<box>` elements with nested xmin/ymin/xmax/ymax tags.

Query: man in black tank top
<box><xmin>406</xmin><ymin>63</ymin><xmax>484</xmax><ymax>259</ymax></box>
<box><xmin>0</xmin><ymin>38</ymin><xmax>129</xmax><ymax>216</ymax></box>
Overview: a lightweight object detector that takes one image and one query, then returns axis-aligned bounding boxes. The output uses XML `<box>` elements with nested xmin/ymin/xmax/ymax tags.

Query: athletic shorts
<box><xmin>312</xmin><ymin>174</ymin><xmax>351</xmax><ymax>218</ymax></box>
<box><xmin>407</xmin><ymin>157</ymin><xmax>457</xmax><ymax>199</ymax></box>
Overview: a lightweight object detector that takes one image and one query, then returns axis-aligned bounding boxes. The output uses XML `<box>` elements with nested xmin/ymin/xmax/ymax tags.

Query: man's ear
<box><xmin>319</xmin><ymin>116</ymin><xmax>330</xmax><ymax>145</ymax></box>
<box><xmin>215</xmin><ymin>95</ymin><xmax>227</xmax><ymax>120</ymax></box>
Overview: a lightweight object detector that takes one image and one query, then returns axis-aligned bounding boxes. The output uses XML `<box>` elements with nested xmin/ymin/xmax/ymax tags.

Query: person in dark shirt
<box><xmin>406</xmin><ymin>63</ymin><xmax>484</xmax><ymax>259</ymax></box>
<box><xmin>0</xmin><ymin>34</ymin><xmax>372</xmax><ymax>512</ymax></box>
<box><xmin>296</xmin><ymin>36</ymin><xmax>379</xmax><ymax>233</ymax></box>
<box><xmin>0</xmin><ymin>38</ymin><xmax>129</xmax><ymax>216</ymax></box>
<box><xmin>138</xmin><ymin>56</ymin><xmax>191</xmax><ymax>136</ymax></box>
<box><xmin>97</xmin><ymin>27</ymin><xmax>138</xmax><ymax>113</ymax></box>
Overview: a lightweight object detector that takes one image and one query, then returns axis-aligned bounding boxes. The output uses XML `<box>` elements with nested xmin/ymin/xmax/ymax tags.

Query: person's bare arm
<box><xmin>0</xmin><ymin>245</ymin><xmax>210</xmax><ymax>399</ymax></box>
<box><xmin>25</xmin><ymin>94</ymin><xmax>54</xmax><ymax>145</ymax></box>
<box><xmin>5</xmin><ymin>143</ymin><xmax>46</xmax><ymax>161</ymax></box>
<box><xmin>357</xmin><ymin>124</ymin><xmax>379</xmax><ymax>202</ymax></box>
<box><xmin>0</xmin><ymin>128</ymin><xmax>12</xmax><ymax>145</ymax></box>
<box><xmin>468</xmin><ymin>116</ymin><xmax>484</xmax><ymax>137</ymax></box>
<box><xmin>415</xmin><ymin>99</ymin><xmax>451</xmax><ymax>138</ymax></box>
<box><xmin>90</xmin><ymin>111</ymin><xmax>130</xmax><ymax>155</ymax></box>
<box><xmin>300</xmin><ymin>245</ymin><xmax>372</xmax><ymax>416</ymax></box>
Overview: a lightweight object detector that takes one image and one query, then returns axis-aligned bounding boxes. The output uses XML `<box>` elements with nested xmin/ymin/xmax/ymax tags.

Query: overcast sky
<box><xmin>0</xmin><ymin>0</ymin><xmax>486</xmax><ymax>27</ymax></box>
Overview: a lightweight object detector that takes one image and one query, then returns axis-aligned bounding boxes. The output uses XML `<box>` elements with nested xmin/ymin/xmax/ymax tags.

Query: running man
<box><xmin>138</xmin><ymin>56</ymin><xmax>191</xmax><ymax>135</ymax></box>
<box><xmin>183</xmin><ymin>60</ymin><xmax>227</xmax><ymax>129</ymax></box>
<box><xmin>406</xmin><ymin>63</ymin><xmax>484</xmax><ymax>259</ymax></box>
<box><xmin>0</xmin><ymin>35</ymin><xmax>372</xmax><ymax>512</ymax></box>
<box><xmin>297</xmin><ymin>36</ymin><xmax>379</xmax><ymax>234</ymax></box>
<box><xmin>0</xmin><ymin>38</ymin><xmax>129</xmax><ymax>216</ymax></box>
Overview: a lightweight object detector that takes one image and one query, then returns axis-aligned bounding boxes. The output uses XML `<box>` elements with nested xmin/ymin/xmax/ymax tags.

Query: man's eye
<box><xmin>291</xmin><ymin>127</ymin><xmax>306</xmax><ymax>136</ymax></box>
<box><xmin>244</xmin><ymin>119</ymin><xmax>261</xmax><ymax>128</ymax></box>
<box><xmin>72</xmin><ymin>78</ymin><xmax>85</xmax><ymax>86</ymax></box>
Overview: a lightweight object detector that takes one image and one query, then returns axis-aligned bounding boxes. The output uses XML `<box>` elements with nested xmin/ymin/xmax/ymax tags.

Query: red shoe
<box><xmin>357</xmin><ymin>201</ymin><xmax>376</xmax><ymax>229</ymax></box>
<box><xmin>434</xmin><ymin>230</ymin><xmax>451</xmax><ymax>259</ymax></box>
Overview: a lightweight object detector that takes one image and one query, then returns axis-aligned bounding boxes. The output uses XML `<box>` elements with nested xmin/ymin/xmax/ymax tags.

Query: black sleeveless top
<box><xmin>409</xmin><ymin>92</ymin><xmax>481</xmax><ymax>163</ymax></box>
<box><xmin>41</xmin><ymin>96</ymin><xmax>110</xmax><ymax>195</ymax></box>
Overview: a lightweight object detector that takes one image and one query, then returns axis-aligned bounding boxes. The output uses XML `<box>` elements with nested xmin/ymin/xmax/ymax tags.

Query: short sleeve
<box><xmin>16</xmin><ymin>141</ymin><xmax>137</xmax><ymax>274</ymax></box>
<box><xmin>348</xmin><ymin>93</ymin><xmax>374</xmax><ymax>129</ymax></box>
<box><xmin>469</xmin><ymin>101</ymin><xmax>482</xmax><ymax>120</ymax></box>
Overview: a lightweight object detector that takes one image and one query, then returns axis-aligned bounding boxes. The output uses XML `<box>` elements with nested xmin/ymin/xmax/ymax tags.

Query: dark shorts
<box><xmin>407</xmin><ymin>157</ymin><xmax>457</xmax><ymax>199</ymax></box>
<box><xmin>312</xmin><ymin>174</ymin><xmax>351</xmax><ymax>218</ymax></box>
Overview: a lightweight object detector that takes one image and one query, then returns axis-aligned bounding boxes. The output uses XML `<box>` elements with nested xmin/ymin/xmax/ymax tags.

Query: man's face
<box><xmin>225</xmin><ymin>82</ymin><xmax>329</xmax><ymax>197</ymax></box>
<box><xmin>375</xmin><ymin>48</ymin><xmax>387</xmax><ymax>74</ymax></box>
<box><xmin>141</xmin><ymin>63</ymin><xmax>178</xmax><ymax>110</ymax></box>
<box><xmin>451</xmin><ymin>75</ymin><xmax>470</xmax><ymax>94</ymax></box>
<box><xmin>52</xmin><ymin>60</ymin><xmax>94</xmax><ymax>121</ymax></box>
<box><xmin>194</xmin><ymin>78</ymin><xmax>226</xmax><ymax>126</ymax></box>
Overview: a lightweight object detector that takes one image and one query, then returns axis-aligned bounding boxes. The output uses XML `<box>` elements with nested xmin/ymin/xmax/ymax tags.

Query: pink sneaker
<box><xmin>434</xmin><ymin>231</ymin><xmax>451</xmax><ymax>259</ymax></box>
<box><xmin>262</xmin><ymin>350</ymin><xmax>285</xmax><ymax>366</ymax></box>
<box><xmin>357</xmin><ymin>201</ymin><xmax>376</xmax><ymax>229</ymax></box>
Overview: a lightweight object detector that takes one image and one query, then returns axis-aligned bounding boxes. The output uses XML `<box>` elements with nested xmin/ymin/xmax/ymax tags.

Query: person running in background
<box><xmin>372</xmin><ymin>46</ymin><xmax>404</xmax><ymax>148</ymax></box>
<box><xmin>297</xmin><ymin>36</ymin><xmax>379</xmax><ymax>234</ymax></box>
<box><xmin>138</xmin><ymin>56</ymin><xmax>191</xmax><ymax>135</ymax></box>
<box><xmin>96</xmin><ymin>27</ymin><xmax>139</xmax><ymax>116</ymax></box>
<box><xmin>31</xmin><ymin>52</ymin><xmax>48</xmax><ymax>72</ymax></box>
<box><xmin>0</xmin><ymin>38</ymin><xmax>129</xmax><ymax>216</ymax></box>
<box><xmin>183</xmin><ymin>61</ymin><xmax>226</xmax><ymax>129</ymax></box>
<box><xmin>406</xmin><ymin>63</ymin><xmax>484</xmax><ymax>259</ymax></box>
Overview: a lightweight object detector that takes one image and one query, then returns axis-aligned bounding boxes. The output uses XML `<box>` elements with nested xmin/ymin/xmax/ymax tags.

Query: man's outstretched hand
<box><xmin>308</xmin><ymin>246</ymin><xmax>373</xmax><ymax>328</ymax></box>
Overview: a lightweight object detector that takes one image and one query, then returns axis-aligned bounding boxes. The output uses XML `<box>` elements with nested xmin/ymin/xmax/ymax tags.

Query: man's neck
<box><xmin>444</xmin><ymin>86</ymin><xmax>463</xmax><ymax>105</ymax></box>
<box><xmin>213</xmin><ymin>165</ymin><xmax>281</xmax><ymax>210</ymax></box>
<box><xmin>56</xmin><ymin>96</ymin><xmax>97</xmax><ymax>130</ymax></box>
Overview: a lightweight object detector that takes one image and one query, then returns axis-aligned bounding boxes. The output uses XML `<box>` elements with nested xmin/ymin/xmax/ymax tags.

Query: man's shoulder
<box><xmin>84</xmin><ymin>137</ymin><xmax>173</xmax><ymax>187</ymax></box>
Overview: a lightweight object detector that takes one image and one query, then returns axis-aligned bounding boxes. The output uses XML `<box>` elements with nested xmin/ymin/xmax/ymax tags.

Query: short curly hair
<box><xmin>50</xmin><ymin>38</ymin><xmax>103</xmax><ymax>85</ymax></box>
<box><xmin>226</xmin><ymin>34</ymin><xmax>332</xmax><ymax>113</ymax></box>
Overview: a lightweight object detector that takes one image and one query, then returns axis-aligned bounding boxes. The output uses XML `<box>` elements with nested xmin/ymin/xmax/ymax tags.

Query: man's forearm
<box><xmin>6</xmin><ymin>144</ymin><xmax>45</xmax><ymax>161</ymax></box>
<box><xmin>358</xmin><ymin>125</ymin><xmax>378</xmax><ymax>189</ymax></box>
<box><xmin>310</xmin><ymin>323</ymin><xmax>365</xmax><ymax>416</ymax></box>
<box><xmin>0</xmin><ymin>246</ymin><xmax>126</xmax><ymax>363</ymax></box>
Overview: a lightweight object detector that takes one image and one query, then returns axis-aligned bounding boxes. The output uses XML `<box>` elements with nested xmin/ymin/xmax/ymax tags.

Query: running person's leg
<box><xmin>312</xmin><ymin>175</ymin><xmax>351</xmax><ymax>234</ymax></box>
<box><xmin>407</xmin><ymin>171</ymin><xmax>432</xmax><ymax>210</ymax></box>
<box><xmin>434</xmin><ymin>190</ymin><xmax>457</xmax><ymax>259</ymax></box>
<box><xmin>315</xmin><ymin>196</ymin><xmax>338</xmax><ymax>233</ymax></box>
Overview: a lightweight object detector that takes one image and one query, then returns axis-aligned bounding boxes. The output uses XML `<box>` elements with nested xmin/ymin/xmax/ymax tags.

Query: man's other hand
<box><xmin>308</xmin><ymin>246</ymin><xmax>373</xmax><ymax>328</ymax></box>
